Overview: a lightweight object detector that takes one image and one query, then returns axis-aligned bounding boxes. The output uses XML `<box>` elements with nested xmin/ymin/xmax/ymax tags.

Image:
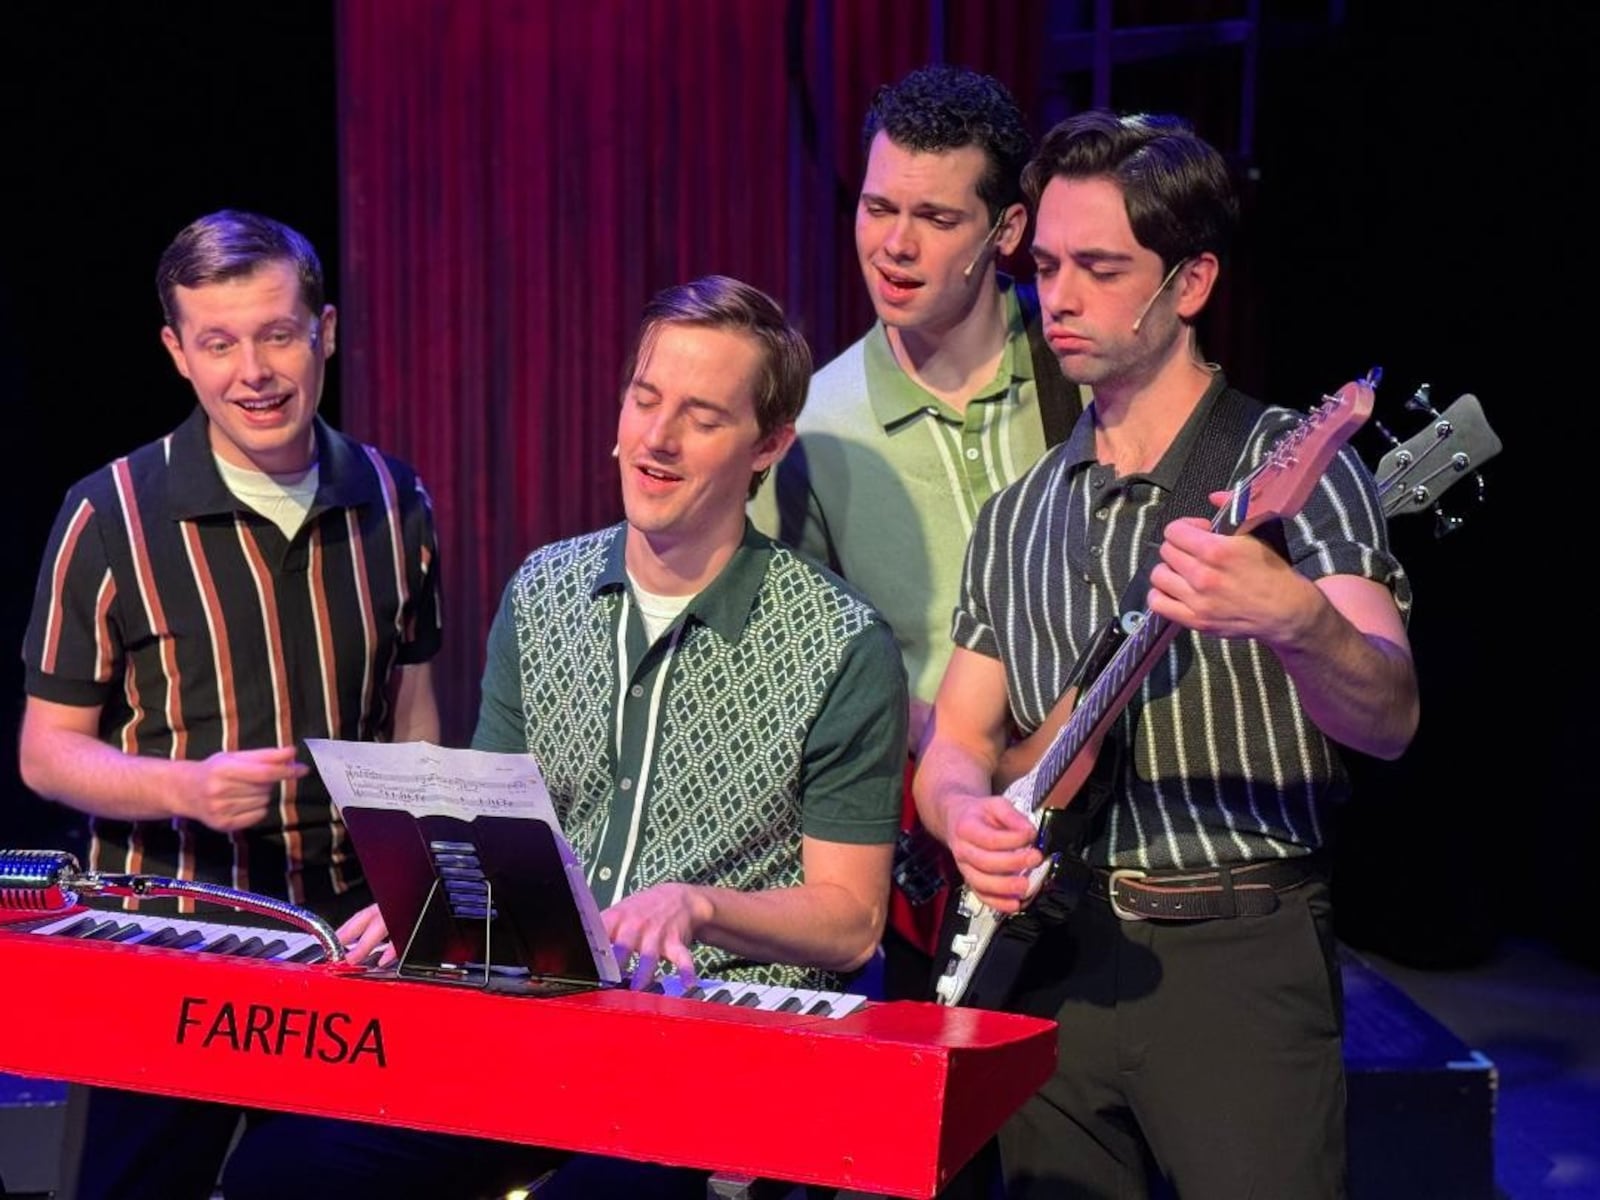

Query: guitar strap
<box><xmin>1117</xmin><ymin>376</ymin><xmax>1268</xmax><ymax>616</ymax></box>
<box><xmin>1016</xmin><ymin>280</ymin><xmax>1083</xmax><ymax>447</ymax></box>
<box><xmin>1048</xmin><ymin>378</ymin><xmax>1269</xmax><ymax>865</ymax></box>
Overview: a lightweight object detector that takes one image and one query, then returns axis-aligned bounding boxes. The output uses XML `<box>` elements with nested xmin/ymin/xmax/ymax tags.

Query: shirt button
<box><xmin>964</xmin><ymin>447</ymin><xmax>980</xmax><ymax>460</ymax></box>
<box><xmin>619</xmin><ymin>777</ymin><xmax>633</xmax><ymax>791</ymax></box>
<box><xmin>629</xmin><ymin>684</ymin><xmax>644</xmax><ymax>698</ymax></box>
<box><xmin>598</xmin><ymin>867</ymin><xmax>613</xmax><ymax>881</ymax></box>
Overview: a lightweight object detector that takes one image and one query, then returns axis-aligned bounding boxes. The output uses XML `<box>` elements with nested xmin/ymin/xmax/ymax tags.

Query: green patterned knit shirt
<box><xmin>473</xmin><ymin>521</ymin><xmax>906</xmax><ymax>989</ymax></box>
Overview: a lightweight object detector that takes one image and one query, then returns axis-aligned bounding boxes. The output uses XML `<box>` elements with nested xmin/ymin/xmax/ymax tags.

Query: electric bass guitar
<box><xmin>1370</xmin><ymin>385</ymin><xmax>1501</xmax><ymax>530</ymax></box>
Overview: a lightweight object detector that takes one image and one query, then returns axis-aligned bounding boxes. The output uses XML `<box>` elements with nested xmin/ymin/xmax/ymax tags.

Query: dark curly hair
<box><xmin>861</xmin><ymin>64</ymin><xmax>1032</xmax><ymax>221</ymax></box>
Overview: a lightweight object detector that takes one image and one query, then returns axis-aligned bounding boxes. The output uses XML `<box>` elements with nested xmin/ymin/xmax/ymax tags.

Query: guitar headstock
<box><xmin>1372</xmin><ymin>387</ymin><xmax>1502</xmax><ymax>533</ymax></box>
<box><xmin>1230</xmin><ymin>376</ymin><xmax>1375</xmax><ymax>530</ymax></box>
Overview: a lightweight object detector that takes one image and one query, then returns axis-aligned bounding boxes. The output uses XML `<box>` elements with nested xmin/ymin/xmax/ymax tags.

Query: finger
<box><xmin>223</xmin><ymin>759</ymin><xmax>310</xmax><ymax>785</ymax></box>
<box><xmin>346</xmin><ymin>928</ymin><xmax>386</xmax><ymax>964</ymax></box>
<box><xmin>963</xmin><ymin>817</ymin><xmax>1036</xmax><ymax>851</ymax></box>
<box><xmin>670</xmin><ymin>947</ymin><xmax>699</xmax><ymax>989</ymax></box>
<box><xmin>661</xmin><ymin>935</ymin><xmax>697</xmax><ymax>984</ymax></box>
<box><xmin>610</xmin><ymin>940</ymin><xmax>635</xmax><ymax>973</ymax></box>
<box><xmin>629</xmin><ymin>952</ymin><xmax>659</xmax><ymax>991</ymax></box>
<box><xmin>336</xmin><ymin>906</ymin><xmax>386</xmax><ymax>945</ymax></box>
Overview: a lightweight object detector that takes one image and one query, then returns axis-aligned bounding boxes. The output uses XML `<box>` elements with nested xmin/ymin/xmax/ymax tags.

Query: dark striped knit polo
<box><xmin>22</xmin><ymin>407</ymin><xmax>443</xmax><ymax>913</ymax></box>
<box><xmin>955</xmin><ymin>376</ymin><xmax>1411</xmax><ymax>870</ymax></box>
<box><xmin>472</xmin><ymin>522</ymin><xmax>906</xmax><ymax>990</ymax></box>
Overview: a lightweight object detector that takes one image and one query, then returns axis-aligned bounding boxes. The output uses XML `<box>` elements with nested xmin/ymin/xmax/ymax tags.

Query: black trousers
<box><xmin>1000</xmin><ymin>877</ymin><xmax>1346</xmax><ymax>1199</ymax></box>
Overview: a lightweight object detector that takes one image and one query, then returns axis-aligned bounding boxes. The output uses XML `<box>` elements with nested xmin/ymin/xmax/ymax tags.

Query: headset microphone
<box><xmin>961</xmin><ymin>210</ymin><xmax>1010</xmax><ymax>280</ymax></box>
<box><xmin>1130</xmin><ymin>258</ymin><xmax>1189</xmax><ymax>333</ymax></box>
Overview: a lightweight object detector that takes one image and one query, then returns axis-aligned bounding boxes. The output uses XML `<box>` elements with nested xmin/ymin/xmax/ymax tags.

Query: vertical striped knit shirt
<box><xmin>751</xmin><ymin>277</ymin><xmax>1048</xmax><ymax>705</ymax></box>
<box><xmin>22</xmin><ymin>408</ymin><xmax>443</xmax><ymax>913</ymax></box>
<box><xmin>955</xmin><ymin>377</ymin><xmax>1411</xmax><ymax>870</ymax></box>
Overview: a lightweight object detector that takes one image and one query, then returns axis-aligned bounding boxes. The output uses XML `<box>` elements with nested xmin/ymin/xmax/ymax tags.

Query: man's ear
<box><xmin>996</xmin><ymin>201</ymin><xmax>1029</xmax><ymax>257</ymax></box>
<box><xmin>318</xmin><ymin>305</ymin><xmax>338</xmax><ymax>358</ymax></box>
<box><xmin>160</xmin><ymin>325</ymin><xmax>193</xmax><ymax>381</ymax></box>
<box><xmin>1175</xmin><ymin>253</ymin><xmax>1220</xmax><ymax>319</ymax></box>
<box><xmin>754</xmin><ymin>422</ymin><xmax>797</xmax><ymax>472</ymax></box>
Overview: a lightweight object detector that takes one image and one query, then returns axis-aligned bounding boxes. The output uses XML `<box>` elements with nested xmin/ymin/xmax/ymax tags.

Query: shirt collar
<box><xmin>863</xmin><ymin>274</ymin><xmax>1032</xmax><ymax>430</ymax></box>
<box><xmin>1058</xmin><ymin>370</ymin><xmax>1231</xmax><ymax>492</ymax></box>
<box><xmin>1143</xmin><ymin>371</ymin><xmax>1230</xmax><ymax>493</ymax></box>
<box><xmin>167</xmin><ymin>407</ymin><xmax>384</xmax><ymax>521</ymax></box>
<box><xmin>592</xmin><ymin>520</ymin><xmax>772</xmax><ymax>644</ymax></box>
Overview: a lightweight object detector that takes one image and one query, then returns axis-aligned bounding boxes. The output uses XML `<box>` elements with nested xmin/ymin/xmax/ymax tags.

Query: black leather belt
<box><xmin>1089</xmin><ymin>855</ymin><xmax>1322</xmax><ymax>921</ymax></box>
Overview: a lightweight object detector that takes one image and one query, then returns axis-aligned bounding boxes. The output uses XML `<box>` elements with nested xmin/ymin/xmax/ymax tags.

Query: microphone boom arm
<box><xmin>0</xmin><ymin>849</ymin><xmax>346</xmax><ymax>962</ymax></box>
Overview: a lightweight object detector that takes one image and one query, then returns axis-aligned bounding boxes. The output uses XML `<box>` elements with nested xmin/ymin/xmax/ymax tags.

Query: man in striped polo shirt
<box><xmin>220</xmin><ymin>276</ymin><xmax>908</xmax><ymax>1200</ymax></box>
<box><xmin>915</xmin><ymin>113</ymin><xmax>1420</xmax><ymax>1197</ymax></box>
<box><xmin>19</xmin><ymin>209</ymin><xmax>442</xmax><ymax>1200</ymax></box>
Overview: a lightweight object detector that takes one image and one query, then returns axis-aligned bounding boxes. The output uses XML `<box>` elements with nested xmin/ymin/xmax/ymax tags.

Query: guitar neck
<box><xmin>1024</xmin><ymin>608</ymin><xmax>1179</xmax><ymax>813</ymax></box>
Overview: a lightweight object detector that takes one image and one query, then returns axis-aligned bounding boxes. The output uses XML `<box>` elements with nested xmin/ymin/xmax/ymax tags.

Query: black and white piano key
<box><xmin>649</xmin><ymin>975</ymin><xmax>869</xmax><ymax>1020</ymax></box>
<box><xmin>24</xmin><ymin>910</ymin><xmax>336</xmax><ymax>964</ymax></box>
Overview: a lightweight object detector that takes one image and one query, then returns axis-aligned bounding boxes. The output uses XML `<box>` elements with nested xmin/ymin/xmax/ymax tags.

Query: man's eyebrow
<box><xmin>864</xmin><ymin>192</ymin><xmax>968</xmax><ymax>217</ymax></box>
<box><xmin>686</xmin><ymin>396</ymin><xmax>733</xmax><ymax>418</ymax></box>
<box><xmin>1030</xmin><ymin>247</ymin><xmax>1137</xmax><ymax>266</ymax></box>
<box><xmin>1073</xmin><ymin>248</ymin><xmax>1136</xmax><ymax>266</ymax></box>
<box><xmin>628</xmin><ymin>380</ymin><xmax>730</xmax><ymax>417</ymax></box>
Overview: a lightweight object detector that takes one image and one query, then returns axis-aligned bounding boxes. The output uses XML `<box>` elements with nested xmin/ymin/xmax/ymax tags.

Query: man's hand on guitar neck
<box><xmin>914</xmin><ymin>646</ymin><xmax>1046</xmax><ymax>914</ymax></box>
<box><xmin>1151</xmin><ymin>492</ymin><xmax>1419</xmax><ymax>761</ymax></box>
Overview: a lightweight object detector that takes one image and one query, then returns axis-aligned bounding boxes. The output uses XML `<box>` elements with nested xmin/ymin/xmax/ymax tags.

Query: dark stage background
<box><xmin>1</xmin><ymin>1</ymin><xmax>1584</xmax><ymax>970</ymax></box>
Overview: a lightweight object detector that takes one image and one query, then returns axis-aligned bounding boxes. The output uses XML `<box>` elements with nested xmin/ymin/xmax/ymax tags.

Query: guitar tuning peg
<box><xmin>1362</xmin><ymin>365</ymin><xmax>1384</xmax><ymax>390</ymax></box>
<box><xmin>1372</xmin><ymin>418</ymin><xmax>1402</xmax><ymax>449</ymax></box>
<box><xmin>1433</xmin><ymin>506</ymin><xmax>1464</xmax><ymax>538</ymax></box>
<box><xmin>1405</xmin><ymin>382</ymin><xmax>1439</xmax><ymax>418</ymax></box>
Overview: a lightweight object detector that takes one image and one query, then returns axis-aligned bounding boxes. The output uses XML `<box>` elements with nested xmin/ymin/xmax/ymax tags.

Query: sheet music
<box><xmin>305</xmin><ymin>739</ymin><xmax>560</xmax><ymax>824</ymax></box>
<box><xmin>304</xmin><ymin>740</ymin><xmax>620</xmax><ymax>987</ymax></box>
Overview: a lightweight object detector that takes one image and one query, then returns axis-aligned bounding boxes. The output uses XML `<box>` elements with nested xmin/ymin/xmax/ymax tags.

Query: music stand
<box><xmin>338</xmin><ymin>804</ymin><xmax>621</xmax><ymax>996</ymax></box>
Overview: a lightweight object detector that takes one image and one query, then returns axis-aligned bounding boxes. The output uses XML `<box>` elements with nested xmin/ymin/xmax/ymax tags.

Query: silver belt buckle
<box><xmin>1108</xmin><ymin>868</ymin><xmax>1149</xmax><ymax>921</ymax></box>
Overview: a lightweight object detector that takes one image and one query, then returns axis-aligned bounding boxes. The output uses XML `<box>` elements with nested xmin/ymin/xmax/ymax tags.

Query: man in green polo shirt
<box><xmin>469</xmin><ymin>273</ymin><xmax>907</xmax><ymax>994</ymax></box>
<box><xmin>751</xmin><ymin>64</ymin><xmax>1067</xmax><ymax>995</ymax></box>
<box><xmin>223</xmin><ymin>275</ymin><xmax>908</xmax><ymax>1200</ymax></box>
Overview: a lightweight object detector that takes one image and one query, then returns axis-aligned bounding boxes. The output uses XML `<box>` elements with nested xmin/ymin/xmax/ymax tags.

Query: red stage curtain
<box><xmin>336</xmin><ymin>0</ymin><xmax>1045</xmax><ymax>742</ymax></box>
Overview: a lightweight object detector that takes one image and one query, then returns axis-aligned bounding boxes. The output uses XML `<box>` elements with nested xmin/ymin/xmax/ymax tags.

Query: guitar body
<box><xmin>887</xmin><ymin>762</ymin><xmax>955</xmax><ymax>959</ymax></box>
<box><xmin>929</xmin><ymin>625</ymin><xmax>1124</xmax><ymax>1009</ymax></box>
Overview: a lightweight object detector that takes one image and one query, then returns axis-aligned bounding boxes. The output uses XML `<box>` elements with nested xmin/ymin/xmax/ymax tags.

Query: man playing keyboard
<box><xmin>219</xmin><ymin>275</ymin><xmax>908</xmax><ymax>1200</ymax></box>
